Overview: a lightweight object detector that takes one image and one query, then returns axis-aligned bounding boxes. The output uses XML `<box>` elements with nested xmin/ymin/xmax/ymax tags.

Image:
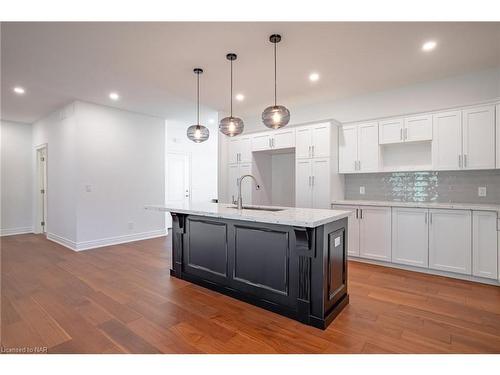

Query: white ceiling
<box><xmin>2</xmin><ymin>22</ymin><xmax>500</xmax><ymax>124</ymax></box>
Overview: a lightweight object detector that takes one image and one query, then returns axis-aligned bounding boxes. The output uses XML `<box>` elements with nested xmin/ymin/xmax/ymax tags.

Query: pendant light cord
<box><xmin>274</xmin><ymin>40</ymin><xmax>277</xmax><ymax>106</ymax></box>
<box><xmin>230</xmin><ymin>59</ymin><xmax>233</xmax><ymax>117</ymax></box>
<box><xmin>196</xmin><ymin>72</ymin><xmax>200</xmax><ymax>126</ymax></box>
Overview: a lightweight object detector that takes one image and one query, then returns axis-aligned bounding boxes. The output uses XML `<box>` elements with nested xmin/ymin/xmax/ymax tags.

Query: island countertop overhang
<box><xmin>145</xmin><ymin>202</ymin><xmax>350</xmax><ymax>228</ymax></box>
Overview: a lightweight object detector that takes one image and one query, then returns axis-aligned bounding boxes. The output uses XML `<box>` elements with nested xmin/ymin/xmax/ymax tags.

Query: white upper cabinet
<box><xmin>497</xmin><ymin>104</ymin><xmax>500</xmax><ymax>168</ymax></box>
<box><xmin>273</xmin><ymin>128</ymin><xmax>295</xmax><ymax>150</ymax></box>
<box><xmin>392</xmin><ymin>208</ymin><xmax>429</xmax><ymax>268</ymax></box>
<box><xmin>228</xmin><ymin>136</ymin><xmax>252</xmax><ymax>164</ymax></box>
<box><xmin>359</xmin><ymin>206</ymin><xmax>392</xmax><ymax>261</ymax></box>
<box><xmin>462</xmin><ymin>105</ymin><xmax>495</xmax><ymax>170</ymax></box>
<box><xmin>432</xmin><ymin>110</ymin><xmax>463</xmax><ymax>170</ymax></box>
<box><xmin>379</xmin><ymin>118</ymin><xmax>404</xmax><ymax>144</ymax></box>
<box><xmin>472</xmin><ymin>211</ymin><xmax>498</xmax><ymax>280</ymax></box>
<box><xmin>296</xmin><ymin>123</ymin><xmax>331</xmax><ymax>159</ymax></box>
<box><xmin>251</xmin><ymin>133</ymin><xmax>272</xmax><ymax>152</ymax></box>
<box><xmin>357</xmin><ymin>122</ymin><xmax>379</xmax><ymax>172</ymax></box>
<box><xmin>338</xmin><ymin>125</ymin><xmax>358</xmax><ymax>173</ymax></box>
<box><xmin>429</xmin><ymin>209</ymin><xmax>472</xmax><ymax>275</ymax></box>
<box><xmin>339</xmin><ymin>122</ymin><xmax>379</xmax><ymax>173</ymax></box>
<box><xmin>404</xmin><ymin>114</ymin><xmax>433</xmax><ymax>142</ymax></box>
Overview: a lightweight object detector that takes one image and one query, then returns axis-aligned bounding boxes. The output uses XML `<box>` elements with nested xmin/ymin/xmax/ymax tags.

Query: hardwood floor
<box><xmin>1</xmin><ymin>233</ymin><xmax>500</xmax><ymax>354</ymax></box>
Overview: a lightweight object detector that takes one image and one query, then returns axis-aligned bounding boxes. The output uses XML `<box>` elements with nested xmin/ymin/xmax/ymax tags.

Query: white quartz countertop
<box><xmin>332</xmin><ymin>200</ymin><xmax>500</xmax><ymax>213</ymax></box>
<box><xmin>145</xmin><ymin>203</ymin><xmax>350</xmax><ymax>228</ymax></box>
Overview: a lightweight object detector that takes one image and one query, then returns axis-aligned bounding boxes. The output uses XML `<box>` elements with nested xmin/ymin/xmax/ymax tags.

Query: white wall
<box><xmin>32</xmin><ymin>101</ymin><xmax>166</xmax><ymax>250</ymax></box>
<box><xmin>0</xmin><ymin>121</ymin><xmax>33</xmax><ymax>235</ymax></box>
<box><xmin>75</xmin><ymin>101</ymin><xmax>166</xmax><ymax>248</ymax></box>
<box><xmin>271</xmin><ymin>153</ymin><xmax>295</xmax><ymax>207</ymax></box>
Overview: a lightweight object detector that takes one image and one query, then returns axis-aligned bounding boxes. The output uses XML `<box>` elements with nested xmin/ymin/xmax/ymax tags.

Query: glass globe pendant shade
<box><xmin>219</xmin><ymin>116</ymin><xmax>244</xmax><ymax>137</ymax></box>
<box><xmin>187</xmin><ymin>124</ymin><xmax>209</xmax><ymax>143</ymax></box>
<box><xmin>262</xmin><ymin>105</ymin><xmax>290</xmax><ymax>129</ymax></box>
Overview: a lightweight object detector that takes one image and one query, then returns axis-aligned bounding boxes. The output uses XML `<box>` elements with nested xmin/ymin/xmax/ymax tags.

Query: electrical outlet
<box><xmin>85</xmin><ymin>184</ymin><xmax>92</xmax><ymax>192</ymax></box>
<box><xmin>128</xmin><ymin>222</ymin><xmax>134</xmax><ymax>230</ymax></box>
<box><xmin>359</xmin><ymin>186</ymin><xmax>366</xmax><ymax>195</ymax></box>
<box><xmin>478</xmin><ymin>187</ymin><xmax>487</xmax><ymax>197</ymax></box>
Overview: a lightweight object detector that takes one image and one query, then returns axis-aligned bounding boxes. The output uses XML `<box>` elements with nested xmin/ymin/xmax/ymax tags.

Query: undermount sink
<box><xmin>228</xmin><ymin>205</ymin><xmax>285</xmax><ymax>212</ymax></box>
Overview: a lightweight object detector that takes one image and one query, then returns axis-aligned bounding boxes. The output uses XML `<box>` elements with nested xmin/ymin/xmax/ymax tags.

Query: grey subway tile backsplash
<box><xmin>345</xmin><ymin>170</ymin><xmax>500</xmax><ymax>204</ymax></box>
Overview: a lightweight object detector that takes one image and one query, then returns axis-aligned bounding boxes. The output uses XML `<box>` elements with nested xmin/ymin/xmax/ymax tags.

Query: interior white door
<box><xmin>359</xmin><ymin>206</ymin><xmax>392</xmax><ymax>261</ymax></box>
<box><xmin>432</xmin><ymin>111</ymin><xmax>462</xmax><ymax>170</ymax></box>
<box><xmin>404</xmin><ymin>114</ymin><xmax>433</xmax><ymax>142</ymax></box>
<box><xmin>295</xmin><ymin>127</ymin><xmax>313</xmax><ymax>159</ymax></box>
<box><xmin>472</xmin><ymin>211</ymin><xmax>498</xmax><ymax>279</ymax></box>
<box><xmin>462</xmin><ymin>105</ymin><xmax>495</xmax><ymax>170</ymax></box>
<box><xmin>392</xmin><ymin>208</ymin><xmax>429</xmax><ymax>268</ymax></box>
<box><xmin>295</xmin><ymin>159</ymin><xmax>312</xmax><ymax>208</ymax></box>
<box><xmin>311</xmin><ymin>124</ymin><xmax>330</xmax><ymax>158</ymax></box>
<box><xmin>251</xmin><ymin>133</ymin><xmax>272</xmax><ymax>152</ymax></box>
<box><xmin>238</xmin><ymin>137</ymin><xmax>252</xmax><ymax>163</ymax></box>
<box><xmin>429</xmin><ymin>209</ymin><xmax>472</xmax><ymax>275</ymax></box>
<box><xmin>334</xmin><ymin>205</ymin><xmax>360</xmax><ymax>257</ymax></box>
<box><xmin>338</xmin><ymin>125</ymin><xmax>358</xmax><ymax>173</ymax></box>
<box><xmin>167</xmin><ymin>152</ymin><xmax>191</xmax><ymax>206</ymax></box>
<box><xmin>357</xmin><ymin>122</ymin><xmax>379</xmax><ymax>172</ymax></box>
<box><xmin>311</xmin><ymin>158</ymin><xmax>330</xmax><ymax>209</ymax></box>
<box><xmin>273</xmin><ymin>129</ymin><xmax>295</xmax><ymax>150</ymax></box>
<box><xmin>379</xmin><ymin>118</ymin><xmax>403</xmax><ymax>144</ymax></box>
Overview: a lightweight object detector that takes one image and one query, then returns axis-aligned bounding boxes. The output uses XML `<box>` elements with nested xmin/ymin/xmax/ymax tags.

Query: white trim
<box><xmin>349</xmin><ymin>256</ymin><xmax>500</xmax><ymax>287</ymax></box>
<box><xmin>47</xmin><ymin>229</ymin><xmax>167</xmax><ymax>251</ymax></box>
<box><xmin>0</xmin><ymin>227</ymin><xmax>34</xmax><ymax>237</ymax></box>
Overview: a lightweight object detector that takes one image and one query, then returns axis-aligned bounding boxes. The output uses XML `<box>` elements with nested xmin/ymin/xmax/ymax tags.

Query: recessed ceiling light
<box><xmin>422</xmin><ymin>40</ymin><xmax>437</xmax><ymax>52</ymax></box>
<box><xmin>235</xmin><ymin>94</ymin><xmax>245</xmax><ymax>101</ymax></box>
<box><xmin>109</xmin><ymin>92</ymin><xmax>120</xmax><ymax>101</ymax></box>
<box><xmin>309</xmin><ymin>73</ymin><xmax>320</xmax><ymax>82</ymax></box>
<box><xmin>208</xmin><ymin>118</ymin><xmax>215</xmax><ymax>124</ymax></box>
<box><xmin>13</xmin><ymin>86</ymin><xmax>25</xmax><ymax>95</ymax></box>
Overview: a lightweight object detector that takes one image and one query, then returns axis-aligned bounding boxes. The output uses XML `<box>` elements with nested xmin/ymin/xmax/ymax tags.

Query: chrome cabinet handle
<box><xmin>429</xmin><ymin>213</ymin><xmax>433</xmax><ymax>224</ymax></box>
<box><xmin>355</xmin><ymin>208</ymin><xmax>358</xmax><ymax>219</ymax></box>
<box><xmin>308</xmin><ymin>176</ymin><xmax>311</xmax><ymax>186</ymax></box>
<box><xmin>404</xmin><ymin>128</ymin><xmax>408</xmax><ymax>140</ymax></box>
<box><xmin>425</xmin><ymin>212</ymin><xmax>428</xmax><ymax>224</ymax></box>
<box><xmin>458</xmin><ymin>154</ymin><xmax>462</xmax><ymax>168</ymax></box>
<box><xmin>464</xmin><ymin>154</ymin><xmax>467</xmax><ymax>168</ymax></box>
<box><xmin>358</xmin><ymin>160</ymin><xmax>361</xmax><ymax>171</ymax></box>
<box><xmin>400</xmin><ymin>128</ymin><xmax>403</xmax><ymax>141</ymax></box>
<box><xmin>311</xmin><ymin>176</ymin><xmax>315</xmax><ymax>186</ymax></box>
<box><xmin>312</xmin><ymin>145</ymin><xmax>315</xmax><ymax>157</ymax></box>
<box><xmin>354</xmin><ymin>160</ymin><xmax>357</xmax><ymax>171</ymax></box>
<box><xmin>360</xmin><ymin>209</ymin><xmax>363</xmax><ymax>219</ymax></box>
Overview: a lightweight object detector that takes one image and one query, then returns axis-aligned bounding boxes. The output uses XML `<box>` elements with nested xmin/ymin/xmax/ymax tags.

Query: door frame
<box><xmin>34</xmin><ymin>143</ymin><xmax>48</xmax><ymax>234</ymax></box>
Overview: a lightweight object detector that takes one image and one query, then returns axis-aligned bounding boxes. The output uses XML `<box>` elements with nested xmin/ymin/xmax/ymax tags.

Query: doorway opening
<box><xmin>35</xmin><ymin>145</ymin><xmax>48</xmax><ymax>234</ymax></box>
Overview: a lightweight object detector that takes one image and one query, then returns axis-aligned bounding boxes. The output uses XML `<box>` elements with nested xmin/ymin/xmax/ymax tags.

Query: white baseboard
<box><xmin>0</xmin><ymin>227</ymin><xmax>34</xmax><ymax>237</ymax></box>
<box><xmin>47</xmin><ymin>229</ymin><xmax>167</xmax><ymax>251</ymax></box>
<box><xmin>349</xmin><ymin>256</ymin><xmax>500</xmax><ymax>286</ymax></box>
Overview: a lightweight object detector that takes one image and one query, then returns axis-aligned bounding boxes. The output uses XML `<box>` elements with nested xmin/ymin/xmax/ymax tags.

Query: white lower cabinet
<box><xmin>472</xmin><ymin>211</ymin><xmax>498</xmax><ymax>279</ymax></box>
<box><xmin>392</xmin><ymin>208</ymin><xmax>429</xmax><ymax>268</ymax></box>
<box><xmin>359</xmin><ymin>206</ymin><xmax>392</xmax><ymax>261</ymax></box>
<box><xmin>339</xmin><ymin>205</ymin><xmax>360</xmax><ymax>256</ymax></box>
<box><xmin>429</xmin><ymin>209</ymin><xmax>472</xmax><ymax>275</ymax></box>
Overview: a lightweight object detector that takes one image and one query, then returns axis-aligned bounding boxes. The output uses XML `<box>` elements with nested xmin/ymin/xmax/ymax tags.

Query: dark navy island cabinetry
<box><xmin>146</xmin><ymin>203</ymin><xmax>351</xmax><ymax>329</ymax></box>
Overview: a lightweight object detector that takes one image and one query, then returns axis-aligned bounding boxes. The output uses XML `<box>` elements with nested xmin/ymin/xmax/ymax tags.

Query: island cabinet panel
<box><xmin>184</xmin><ymin>218</ymin><xmax>228</xmax><ymax>282</ymax></box>
<box><xmin>233</xmin><ymin>226</ymin><xmax>289</xmax><ymax>296</ymax></box>
<box><xmin>170</xmin><ymin>213</ymin><xmax>349</xmax><ymax>329</ymax></box>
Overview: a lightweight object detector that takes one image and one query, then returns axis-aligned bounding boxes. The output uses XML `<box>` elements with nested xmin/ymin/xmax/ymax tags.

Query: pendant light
<box><xmin>262</xmin><ymin>34</ymin><xmax>290</xmax><ymax>129</ymax></box>
<box><xmin>219</xmin><ymin>53</ymin><xmax>244</xmax><ymax>137</ymax></box>
<box><xmin>187</xmin><ymin>68</ymin><xmax>210</xmax><ymax>143</ymax></box>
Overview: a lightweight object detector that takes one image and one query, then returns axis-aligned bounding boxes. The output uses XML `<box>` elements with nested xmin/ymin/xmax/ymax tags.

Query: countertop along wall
<box><xmin>0</xmin><ymin>120</ymin><xmax>33</xmax><ymax>235</ymax></box>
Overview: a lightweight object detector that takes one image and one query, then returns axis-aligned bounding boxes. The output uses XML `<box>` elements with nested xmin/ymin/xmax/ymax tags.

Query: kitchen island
<box><xmin>146</xmin><ymin>203</ymin><xmax>351</xmax><ymax>329</ymax></box>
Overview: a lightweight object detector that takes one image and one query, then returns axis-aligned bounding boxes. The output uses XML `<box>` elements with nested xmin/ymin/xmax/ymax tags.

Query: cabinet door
<box><xmin>311</xmin><ymin>123</ymin><xmax>330</xmax><ymax>158</ymax></box>
<box><xmin>295</xmin><ymin>127</ymin><xmax>313</xmax><ymax>159</ymax></box>
<box><xmin>429</xmin><ymin>209</ymin><xmax>471</xmax><ymax>275</ymax></box>
<box><xmin>432</xmin><ymin>111</ymin><xmax>462</xmax><ymax>170</ymax></box>
<box><xmin>239</xmin><ymin>137</ymin><xmax>252</xmax><ymax>163</ymax></box>
<box><xmin>392</xmin><ymin>208</ymin><xmax>429</xmax><ymax>268</ymax></box>
<box><xmin>379</xmin><ymin>118</ymin><xmax>403</xmax><ymax>144</ymax></box>
<box><xmin>311</xmin><ymin>158</ymin><xmax>330</xmax><ymax>209</ymax></box>
<box><xmin>227</xmin><ymin>164</ymin><xmax>240</xmax><ymax>203</ymax></box>
<box><xmin>273</xmin><ymin>129</ymin><xmax>295</xmax><ymax>150</ymax></box>
<box><xmin>239</xmin><ymin>163</ymin><xmax>253</xmax><ymax>205</ymax></box>
<box><xmin>359</xmin><ymin>206</ymin><xmax>392</xmax><ymax>261</ymax></box>
<box><xmin>462</xmin><ymin>105</ymin><xmax>495</xmax><ymax>170</ymax></box>
<box><xmin>295</xmin><ymin>159</ymin><xmax>312</xmax><ymax>208</ymax></box>
<box><xmin>472</xmin><ymin>211</ymin><xmax>498</xmax><ymax>279</ymax></box>
<box><xmin>358</xmin><ymin>122</ymin><xmax>379</xmax><ymax>172</ymax></box>
<box><xmin>333</xmin><ymin>205</ymin><xmax>360</xmax><ymax>257</ymax></box>
<box><xmin>497</xmin><ymin>104</ymin><xmax>500</xmax><ymax>168</ymax></box>
<box><xmin>251</xmin><ymin>133</ymin><xmax>272</xmax><ymax>152</ymax></box>
<box><xmin>404</xmin><ymin>114</ymin><xmax>432</xmax><ymax>142</ymax></box>
<box><xmin>338</xmin><ymin>125</ymin><xmax>358</xmax><ymax>173</ymax></box>
<box><xmin>228</xmin><ymin>139</ymin><xmax>240</xmax><ymax>164</ymax></box>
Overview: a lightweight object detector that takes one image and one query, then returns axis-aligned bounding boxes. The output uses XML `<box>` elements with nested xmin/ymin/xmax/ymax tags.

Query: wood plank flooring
<box><xmin>1</xmin><ymin>233</ymin><xmax>500</xmax><ymax>353</ymax></box>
